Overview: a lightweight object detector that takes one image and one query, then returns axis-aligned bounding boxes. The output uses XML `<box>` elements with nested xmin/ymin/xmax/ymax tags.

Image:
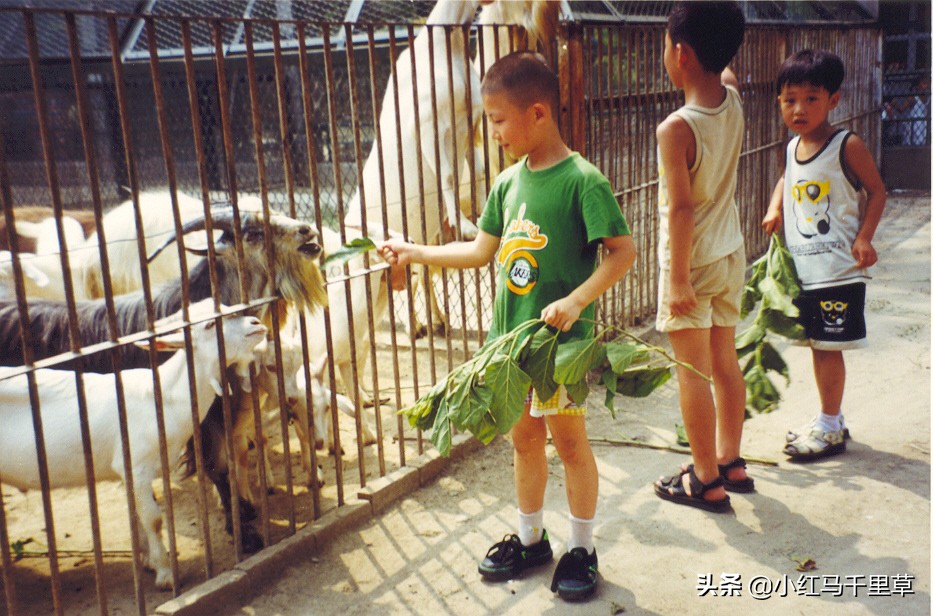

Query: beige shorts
<box><xmin>656</xmin><ymin>248</ymin><xmax>745</xmax><ymax>332</ymax></box>
<box><xmin>528</xmin><ymin>385</ymin><xmax>586</xmax><ymax>418</ymax></box>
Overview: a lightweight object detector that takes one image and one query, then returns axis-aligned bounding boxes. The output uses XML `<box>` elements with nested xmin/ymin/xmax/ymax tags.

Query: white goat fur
<box><xmin>81</xmin><ymin>192</ymin><xmax>261</xmax><ymax>299</ymax></box>
<box><xmin>0</xmin><ymin>216</ymin><xmax>89</xmax><ymax>300</ymax></box>
<box><xmin>0</xmin><ymin>300</ymin><xmax>268</xmax><ymax>590</ymax></box>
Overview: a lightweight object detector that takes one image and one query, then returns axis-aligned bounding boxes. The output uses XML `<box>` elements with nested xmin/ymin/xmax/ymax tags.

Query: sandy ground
<box><xmin>216</xmin><ymin>192</ymin><xmax>931</xmax><ymax>616</ymax></box>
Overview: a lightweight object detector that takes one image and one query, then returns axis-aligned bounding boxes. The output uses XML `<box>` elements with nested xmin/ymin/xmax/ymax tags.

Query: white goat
<box><xmin>0</xmin><ymin>300</ymin><xmax>268</xmax><ymax>590</ymax></box>
<box><xmin>0</xmin><ymin>216</ymin><xmax>90</xmax><ymax>301</ymax></box>
<box><xmin>343</xmin><ymin>0</ymin><xmax>488</xmax><ymax>337</ymax></box>
<box><xmin>81</xmin><ymin>192</ymin><xmax>257</xmax><ymax>299</ymax></box>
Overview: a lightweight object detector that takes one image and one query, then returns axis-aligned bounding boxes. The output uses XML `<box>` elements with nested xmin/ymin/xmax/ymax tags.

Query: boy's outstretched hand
<box><xmin>379</xmin><ymin>240</ymin><xmax>412</xmax><ymax>268</ymax></box>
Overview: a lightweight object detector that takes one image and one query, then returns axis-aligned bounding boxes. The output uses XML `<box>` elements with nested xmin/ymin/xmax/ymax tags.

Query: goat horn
<box><xmin>146</xmin><ymin>203</ymin><xmax>237</xmax><ymax>263</ymax></box>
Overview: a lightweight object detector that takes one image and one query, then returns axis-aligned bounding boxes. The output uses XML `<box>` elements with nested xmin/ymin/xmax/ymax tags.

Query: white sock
<box><xmin>567</xmin><ymin>514</ymin><xmax>595</xmax><ymax>553</ymax></box>
<box><xmin>518</xmin><ymin>507</ymin><xmax>544</xmax><ymax>546</ymax></box>
<box><xmin>818</xmin><ymin>412</ymin><xmax>842</xmax><ymax>433</ymax></box>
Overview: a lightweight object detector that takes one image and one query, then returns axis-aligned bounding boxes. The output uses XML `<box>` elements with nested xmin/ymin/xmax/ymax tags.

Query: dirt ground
<box><xmin>214</xmin><ymin>192</ymin><xmax>931</xmax><ymax>616</ymax></box>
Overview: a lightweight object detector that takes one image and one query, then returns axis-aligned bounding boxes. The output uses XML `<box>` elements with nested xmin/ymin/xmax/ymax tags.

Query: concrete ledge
<box><xmin>155</xmin><ymin>569</ymin><xmax>247</xmax><ymax>616</ymax></box>
<box><xmin>358</xmin><ymin>465</ymin><xmax>420</xmax><ymax>513</ymax></box>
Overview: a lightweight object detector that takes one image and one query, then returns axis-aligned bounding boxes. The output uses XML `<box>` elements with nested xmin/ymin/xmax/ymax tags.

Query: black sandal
<box><xmin>718</xmin><ymin>457</ymin><xmax>755</xmax><ymax>493</ymax></box>
<box><xmin>654</xmin><ymin>466</ymin><xmax>731</xmax><ymax>513</ymax></box>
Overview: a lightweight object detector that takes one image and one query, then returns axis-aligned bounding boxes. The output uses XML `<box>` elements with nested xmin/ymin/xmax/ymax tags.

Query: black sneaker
<box><xmin>550</xmin><ymin>547</ymin><xmax>598</xmax><ymax>601</ymax></box>
<box><xmin>477</xmin><ymin>530</ymin><xmax>553</xmax><ymax>581</ymax></box>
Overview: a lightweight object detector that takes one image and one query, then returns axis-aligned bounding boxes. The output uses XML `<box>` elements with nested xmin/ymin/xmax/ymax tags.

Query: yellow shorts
<box><xmin>528</xmin><ymin>385</ymin><xmax>586</xmax><ymax>418</ymax></box>
<box><xmin>656</xmin><ymin>248</ymin><xmax>745</xmax><ymax>332</ymax></box>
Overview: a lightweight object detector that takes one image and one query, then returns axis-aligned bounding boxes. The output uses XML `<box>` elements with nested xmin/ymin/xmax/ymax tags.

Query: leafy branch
<box><xmin>736</xmin><ymin>234</ymin><xmax>806</xmax><ymax>415</ymax></box>
<box><xmin>402</xmin><ymin>318</ymin><xmax>702</xmax><ymax>456</ymax></box>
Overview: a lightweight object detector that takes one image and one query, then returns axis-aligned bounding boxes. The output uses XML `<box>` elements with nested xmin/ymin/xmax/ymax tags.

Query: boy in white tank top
<box><xmin>762</xmin><ymin>49</ymin><xmax>886</xmax><ymax>460</ymax></box>
<box><xmin>652</xmin><ymin>2</ymin><xmax>750</xmax><ymax>513</ymax></box>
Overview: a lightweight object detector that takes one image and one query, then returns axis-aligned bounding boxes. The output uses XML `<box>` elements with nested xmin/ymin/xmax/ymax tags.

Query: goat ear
<box><xmin>134</xmin><ymin>332</ymin><xmax>186</xmax><ymax>352</ymax></box>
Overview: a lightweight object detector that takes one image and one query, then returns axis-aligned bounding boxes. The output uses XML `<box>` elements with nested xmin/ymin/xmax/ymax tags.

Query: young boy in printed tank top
<box><xmin>652</xmin><ymin>2</ymin><xmax>752</xmax><ymax>513</ymax></box>
<box><xmin>762</xmin><ymin>49</ymin><xmax>886</xmax><ymax>460</ymax></box>
<box><xmin>380</xmin><ymin>51</ymin><xmax>635</xmax><ymax>600</ymax></box>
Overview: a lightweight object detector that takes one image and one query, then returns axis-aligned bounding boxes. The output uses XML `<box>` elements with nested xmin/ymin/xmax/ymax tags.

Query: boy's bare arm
<box><xmin>762</xmin><ymin>175</ymin><xmax>785</xmax><ymax>234</ymax></box>
<box><xmin>844</xmin><ymin>134</ymin><xmax>886</xmax><ymax>267</ymax></box>
<box><xmin>541</xmin><ymin>234</ymin><xmax>636</xmax><ymax>332</ymax></box>
<box><xmin>657</xmin><ymin>115</ymin><xmax>698</xmax><ymax>316</ymax></box>
<box><xmin>379</xmin><ymin>230</ymin><xmax>500</xmax><ymax>270</ymax></box>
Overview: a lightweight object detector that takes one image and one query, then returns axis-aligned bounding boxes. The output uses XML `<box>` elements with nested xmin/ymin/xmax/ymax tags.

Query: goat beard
<box><xmin>276</xmin><ymin>251</ymin><xmax>328</xmax><ymax>314</ymax></box>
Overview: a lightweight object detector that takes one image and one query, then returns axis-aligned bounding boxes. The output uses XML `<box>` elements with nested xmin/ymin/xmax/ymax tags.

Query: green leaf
<box><xmin>735</xmin><ymin>323</ymin><xmax>766</xmax><ymax>357</ymax></box>
<box><xmin>565</xmin><ymin>379</ymin><xmax>590</xmax><ymax>405</ymax></box>
<box><xmin>743</xmin><ymin>362</ymin><xmax>781</xmax><ymax>414</ymax></box>
<box><xmin>740</xmin><ymin>253</ymin><xmax>768</xmax><ymax>318</ymax></box>
<box><xmin>321</xmin><ymin>237</ymin><xmax>376</xmax><ymax>268</ymax></box>
<box><xmin>605</xmin><ymin>341</ymin><xmax>648</xmax><ymax>374</ymax></box>
<box><xmin>484</xmin><ymin>354</ymin><xmax>532</xmax><ymax>434</ymax></box>
<box><xmin>759</xmin><ymin>277</ymin><xmax>799</xmax><ymax>319</ymax></box>
<box><xmin>675</xmin><ymin>423</ymin><xmax>690</xmax><ymax>447</ymax></box>
<box><xmin>554</xmin><ymin>338</ymin><xmax>606</xmax><ymax>384</ymax></box>
<box><xmin>757</xmin><ymin>340</ymin><xmax>790</xmax><ymax>382</ymax></box>
<box><xmin>601</xmin><ymin>371</ymin><xmax>618</xmax><ymax>418</ymax></box>
<box><xmin>524</xmin><ymin>327</ymin><xmax>560</xmax><ymax>403</ymax></box>
<box><xmin>615</xmin><ymin>366</ymin><xmax>673</xmax><ymax>398</ymax></box>
<box><xmin>429</xmin><ymin>398</ymin><xmax>453</xmax><ymax>455</ymax></box>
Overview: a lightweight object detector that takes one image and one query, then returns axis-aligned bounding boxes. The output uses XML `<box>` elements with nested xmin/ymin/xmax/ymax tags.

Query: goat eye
<box><xmin>245</xmin><ymin>230</ymin><xmax>264</xmax><ymax>243</ymax></box>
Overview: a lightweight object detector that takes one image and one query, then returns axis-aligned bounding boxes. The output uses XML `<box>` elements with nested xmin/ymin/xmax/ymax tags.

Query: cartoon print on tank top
<box><xmin>496</xmin><ymin>203</ymin><xmax>549</xmax><ymax>296</ymax></box>
<box><xmin>791</xmin><ymin>179</ymin><xmax>831</xmax><ymax>238</ymax></box>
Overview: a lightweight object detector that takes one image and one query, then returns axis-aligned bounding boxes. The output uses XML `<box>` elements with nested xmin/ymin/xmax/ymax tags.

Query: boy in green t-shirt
<box><xmin>380</xmin><ymin>51</ymin><xmax>635</xmax><ymax>601</ymax></box>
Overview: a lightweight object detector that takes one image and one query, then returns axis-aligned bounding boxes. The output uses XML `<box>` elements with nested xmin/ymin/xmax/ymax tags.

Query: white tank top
<box><xmin>657</xmin><ymin>85</ymin><xmax>745</xmax><ymax>270</ymax></box>
<box><xmin>782</xmin><ymin>130</ymin><xmax>869</xmax><ymax>290</ymax></box>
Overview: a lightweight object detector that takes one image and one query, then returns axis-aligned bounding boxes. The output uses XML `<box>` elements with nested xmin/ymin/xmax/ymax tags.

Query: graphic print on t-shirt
<box><xmin>496</xmin><ymin>203</ymin><xmax>549</xmax><ymax>296</ymax></box>
<box><xmin>791</xmin><ymin>179</ymin><xmax>832</xmax><ymax>239</ymax></box>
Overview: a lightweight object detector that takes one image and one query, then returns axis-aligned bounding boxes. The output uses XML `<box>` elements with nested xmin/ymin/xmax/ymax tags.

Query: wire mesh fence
<box><xmin>0</xmin><ymin>6</ymin><xmax>881</xmax><ymax>615</ymax></box>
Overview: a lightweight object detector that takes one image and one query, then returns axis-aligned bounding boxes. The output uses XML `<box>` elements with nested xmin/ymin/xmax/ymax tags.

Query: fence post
<box><xmin>558</xmin><ymin>21</ymin><xmax>586</xmax><ymax>156</ymax></box>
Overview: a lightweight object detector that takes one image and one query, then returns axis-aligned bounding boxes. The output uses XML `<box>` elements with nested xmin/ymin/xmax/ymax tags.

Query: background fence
<box><xmin>0</xmin><ymin>6</ymin><xmax>881</xmax><ymax>615</ymax></box>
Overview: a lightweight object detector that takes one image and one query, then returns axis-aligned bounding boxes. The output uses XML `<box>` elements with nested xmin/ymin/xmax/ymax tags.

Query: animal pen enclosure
<box><xmin>0</xmin><ymin>3</ymin><xmax>880</xmax><ymax>615</ymax></box>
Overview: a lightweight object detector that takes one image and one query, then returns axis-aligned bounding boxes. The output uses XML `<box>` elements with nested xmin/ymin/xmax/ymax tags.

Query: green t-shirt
<box><xmin>478</xmin><ymin>153</ymin><xmax>631</xmax><ymax>342</ymax></box>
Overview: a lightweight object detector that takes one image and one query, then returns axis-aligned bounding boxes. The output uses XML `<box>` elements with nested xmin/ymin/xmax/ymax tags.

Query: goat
<box><xmin>0</xmin><ymin>300</ymin><xmax>268</xmax><ymax>590</ymax></box>
<box><xmin>0</xmin><ymin>204</ymin><xmax>326</xmax><ymax>553</ymax></box>
<box><xmin>342</xmin><ymin>0</ymin><xmax>488</xmax><ymax>339</ymax></box>
<box><xmin>0</xmin><ymin>205</ymin><xmax>96</xmax><ymax>254</ymax></box>
<box><xmin>0</xmin><ymin>216</ymin><xmax>90</xmax><ymax>301</ymax></box>
<box><xmin>81</xmin><ymin>191</ymin><xmax>253</xmax><ymax>299</ymax></box>
<box><xmin>0</xmin><ymin>250</ymin><xmax>50</xmax><ymax>299</ymax></box>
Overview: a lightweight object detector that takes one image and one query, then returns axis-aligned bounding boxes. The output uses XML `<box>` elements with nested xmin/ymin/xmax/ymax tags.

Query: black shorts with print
<box><xmin>793</xmin><ymin>282</ymin><xmax>866</xmax><ymax>343</ymax></box>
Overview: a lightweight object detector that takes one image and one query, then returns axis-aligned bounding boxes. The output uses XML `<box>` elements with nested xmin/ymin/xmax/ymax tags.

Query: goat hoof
<box><xmin>412</xmin><ymin>324</ymin><xmax>428</xmax><ymax>340</ymax></box>
<box><xmin>433</xmin><ymin>321</ymin><xmax>448</xmax><ymax>336</ymax></box>
<box><xmin>239</xmin><ymin>499</ymin><xmax>257</xmax><ymax>522</ymax></box>
<box><xmin>241</xmin><ymin>527</ymin><xmax>264</xmax><ymax>554</ymax></box>
<box><xmin>155</xmin><ymin>572</ymin><xmax>174</xmax><ymax>592</ymax></box>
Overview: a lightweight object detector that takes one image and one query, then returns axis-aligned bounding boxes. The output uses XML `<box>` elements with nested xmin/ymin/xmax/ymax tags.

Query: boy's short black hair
<box><xmin>668</xmin><ymin>1</ymin><xmax>745</xmax><ymax>74</ymax></box>
<box><xmin>480</xmin><ymin>51</ymin><xmax>560</xmax><ymax>117</ymax></box>
<box><xmin>776</xmin><ymin>49</ymin><xmax>845</xmax><ymax>94</ymax></box>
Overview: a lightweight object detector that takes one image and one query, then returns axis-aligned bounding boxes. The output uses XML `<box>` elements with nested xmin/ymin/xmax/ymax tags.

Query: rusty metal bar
<box><xmin>270</xmin><ymin>19</ymin><xmax>306</xmax><ymax>529</ymax></box>
<box><xmin>422</xmin><ymin>24</ymin><xmax>443</xmax><ymax>384</ymax></box>
<box><xmin>63</xmin><ymin>13</ymin><xmax>110</xmax><ymax>614</ymax></box>
<box><xmin>23</xmin><ymin>10</ymin><xmax>77</xmax><ymax>614</ymax></box>
<box><xmin>342</xmin><ymin>21</ymin><xmax>374</xmax><ymax>485</ymax></box>
<box><xmin>242</xmin><ymin>21</ymin><xmax>280</xmax><ymax>542</ymax></box>
<box><xmin>363</xmin><ymin>23</ymin><xmax>395</xmax><ymax>473</ymax></box>
<box><xmin>179</xmin><ymin>16</ymin><xmax>222</xmax><ymax>579</ymax></box>
<box><xmin>320</xmin><ymin>22</ymin><xmax>348</xmax><ymax>502</ymax></box>
<box><xmin>294</xmin><ymin>20</ymin><xmax>324</xmax><ymax>518</ymax></box>
<box><xmin>387</xmin><ymin>25</ymin><xmax>419</xmax><ymax>463</ymax></box>
<box><xmin>210</xmin><ymin>17</ymin><xmax>248</xmax><ymax>559</ymax></box>
<box><xmin>406</xmin><ymin>22</ymin><xmax>428</xmax><ymax>455</ymax></box>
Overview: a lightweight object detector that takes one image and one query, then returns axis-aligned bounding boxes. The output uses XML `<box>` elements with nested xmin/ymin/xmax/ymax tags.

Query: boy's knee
<box><xmin>551</xmin><ymin>434</ymin><xmax>593</xmax><ymax>466</ymax></box>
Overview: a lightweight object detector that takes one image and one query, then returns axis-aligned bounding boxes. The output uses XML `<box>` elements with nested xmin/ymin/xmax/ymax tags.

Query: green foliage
<box><xmin>737</xmin><ymin>234</ymin><xmax>805</xmax><ymax>416</ymax></box>
<box><xmin>321</xmin><ymin>237</ymin><xmax>377</xmax><ymax>268</ymax></box>
<box><xmin>402</xmin><ymin>319</ymin><xmax>682</xmax><ymax>456</ymax></box>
